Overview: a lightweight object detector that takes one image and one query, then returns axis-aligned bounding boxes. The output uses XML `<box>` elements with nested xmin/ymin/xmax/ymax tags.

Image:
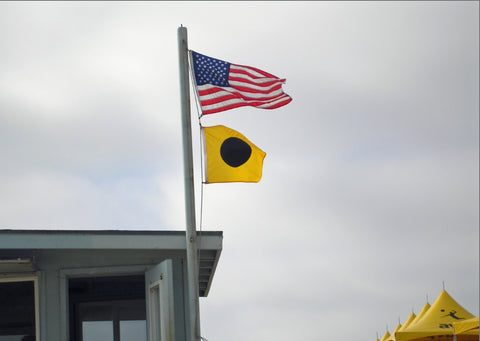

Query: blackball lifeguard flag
<box><xmin>191</xmin><ymin>51</ymin><xmax>292</xmax><ymax>115</ymax></box>
<box><xmin>203</xmin><ymin>125</ymin><xmax>266</xmax><ymax>183</ymax></box>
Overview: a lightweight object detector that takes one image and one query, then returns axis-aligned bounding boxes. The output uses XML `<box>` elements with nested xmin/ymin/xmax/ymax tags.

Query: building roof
<box><xmin>0</xmin><ymin>229</ymin><xmax>222</xmax><ymax>297</ymax></box>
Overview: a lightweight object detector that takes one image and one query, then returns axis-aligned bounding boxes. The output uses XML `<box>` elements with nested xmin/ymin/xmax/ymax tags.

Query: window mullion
<box><xmin>113</xmin><ymin>305</ymin><xmax>120</xmax><ymax>341</ymax></box>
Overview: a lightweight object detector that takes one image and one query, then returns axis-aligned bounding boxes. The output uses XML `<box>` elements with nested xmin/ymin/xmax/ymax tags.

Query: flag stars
<box><xmin>190</xmin><ymin>50</ymin><xmax>292</xmax><ymax>115</ymax></box>
<box><xmin>192</xmin><ymin>52</ymin><xmax>230</xmax><ymax>87</ymax></box>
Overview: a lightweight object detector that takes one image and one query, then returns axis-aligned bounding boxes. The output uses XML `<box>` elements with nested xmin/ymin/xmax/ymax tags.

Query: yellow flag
<box><xmin>203</xmin><ymin>125</ymin><xmax>266</xmax><ymax>183</ymax></box>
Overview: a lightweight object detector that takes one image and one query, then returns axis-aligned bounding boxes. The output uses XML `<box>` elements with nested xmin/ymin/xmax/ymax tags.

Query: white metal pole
<box><xmin>178</xmin><ymin>26</ymin><xmax>201</xmax><ymax>341</ymax></box>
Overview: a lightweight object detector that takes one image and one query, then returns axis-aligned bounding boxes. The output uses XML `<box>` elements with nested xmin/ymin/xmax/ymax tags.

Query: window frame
<box><xmin>60</xmin><ymin>260</ymin><xmax>176</xmax><ymax>341</ymax></box>
<box><xmin>0</xmin><ymin>275</ymin><xmax>40</xmax><ymax>341</ymax></box>
<box><xmin>145</xmin><ymin>259</ymin><xmax>175</xmax><ymax>341</ymax></box>
<box><xmin>60</xmin><ymin>265</ymin><xmax>149</xmax><ymax>341</ymax></box>
<box><xmin>75</xmin><ymin>298</ymin><xmax>147</xmax><ymax>341</ymax></box>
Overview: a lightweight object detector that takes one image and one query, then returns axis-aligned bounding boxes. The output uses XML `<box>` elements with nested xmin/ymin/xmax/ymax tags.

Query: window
<box><xmin>66</xmin><ymin>259</ymin><xmax>175</xmax><ymax>341</ymax></box>
<box><xmin>77</xmin><ymin>300</ymin><xmax>146</xmax><ymax>341</ymax></box>
<box><xmin>69</xmin><ymin>276</ymin><xmax>146</xmax><ymax>341</ymax></box>
<box><xmin>0</xmin><ymin>278</ymin><xmax>38</xmax><ymax>341</ymax></box>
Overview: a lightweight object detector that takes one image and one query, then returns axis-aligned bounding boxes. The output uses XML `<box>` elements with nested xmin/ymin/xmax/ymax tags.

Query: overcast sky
<box><xmin>0</xmin><ymin>2</ymin><xmax>478</xmax><ymax>341</ymax></box>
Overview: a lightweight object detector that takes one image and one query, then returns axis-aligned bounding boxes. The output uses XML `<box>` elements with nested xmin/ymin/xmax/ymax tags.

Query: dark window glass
<box><xmin>0</xmin><ymin>281</ymin><xmax>36</xmax><ymax>341</ymax></box>
<box><xmin>69</xmin><ymin>276</ymin><xmax>146</xmax><ymax>341</ymax></box>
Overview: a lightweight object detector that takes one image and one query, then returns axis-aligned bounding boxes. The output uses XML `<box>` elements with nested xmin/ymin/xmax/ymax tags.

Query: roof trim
<box><xmin>0</xmin><ymin>229</ymin><xmax>222</xmax><ymax>250</ymax></box>
<box><xmin>0</xmin><ymin>229</ymin><xmax>223</xmax><ymax>297</ymax></box>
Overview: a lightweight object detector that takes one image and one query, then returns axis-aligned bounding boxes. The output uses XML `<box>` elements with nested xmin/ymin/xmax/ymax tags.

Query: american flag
<box><xmin>191</xmin><ymin>51</ymin><xmax>292</xmax><ymax>115</ymax></box>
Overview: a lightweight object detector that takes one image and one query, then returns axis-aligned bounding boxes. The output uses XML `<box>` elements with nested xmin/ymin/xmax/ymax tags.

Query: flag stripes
<box><xmin>191</xmin><ymin>51</ymin><xmax>292</xmax><ymax>115</ymax></box>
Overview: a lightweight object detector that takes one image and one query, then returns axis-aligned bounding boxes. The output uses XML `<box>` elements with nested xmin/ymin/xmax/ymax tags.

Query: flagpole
<box><xmin>178</xmin><ymin>25</ymin><xmax>201</xmax><ymax>341</ymax></box>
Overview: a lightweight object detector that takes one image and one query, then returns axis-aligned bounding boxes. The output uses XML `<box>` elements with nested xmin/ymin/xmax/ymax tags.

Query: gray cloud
<box><xmin>0</xmin><ymin>2</ymin><xmax>478</xmax><ymax>341</ymax></box>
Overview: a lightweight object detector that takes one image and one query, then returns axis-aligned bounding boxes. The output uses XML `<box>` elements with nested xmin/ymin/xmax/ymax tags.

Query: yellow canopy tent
<box><xmin>453</xmin><ymin>317</ymin><xmax>479</xmax><ymax>335</ymax></box>
<box><xmin>380</xmin><ymin>330</ymin><xmax>391</xmax><ymax>341</ymax></box>
<box><xmin>386</xmin><ymin>324</ymin><xmax>402</xmax><ymax>341</ymax></box>
<box><xmin>386</xmin><ymin>313</ymin><xmax>420</xmax><ymax>341</ymax></box>
<box><xmin>396</xmin><ymin>290</ymin><xmax>477</xmax><ymax>341</ymax></box>
<box><xmin>398</xmin><ymin>313</ymin><xmax>417</xmax><ymax>332</ymax></box>
<box><xmin>409</xmin><ymin>302</ymin><xmax>431</xmax><ymax>326</ymax></box>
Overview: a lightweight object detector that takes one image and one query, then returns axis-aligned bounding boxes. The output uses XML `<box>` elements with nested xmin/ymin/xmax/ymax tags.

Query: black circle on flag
<box><xmin>220</xmin><ymin>137</ymin><xmax>252</xmax><ymax>167</ymax></box>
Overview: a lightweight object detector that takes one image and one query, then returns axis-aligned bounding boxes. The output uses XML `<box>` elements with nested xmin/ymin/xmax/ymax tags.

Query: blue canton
<box><xmin>192</xmin><ymin>51</ymin><xmax>231</xmax><ymax>87</ymax></box>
